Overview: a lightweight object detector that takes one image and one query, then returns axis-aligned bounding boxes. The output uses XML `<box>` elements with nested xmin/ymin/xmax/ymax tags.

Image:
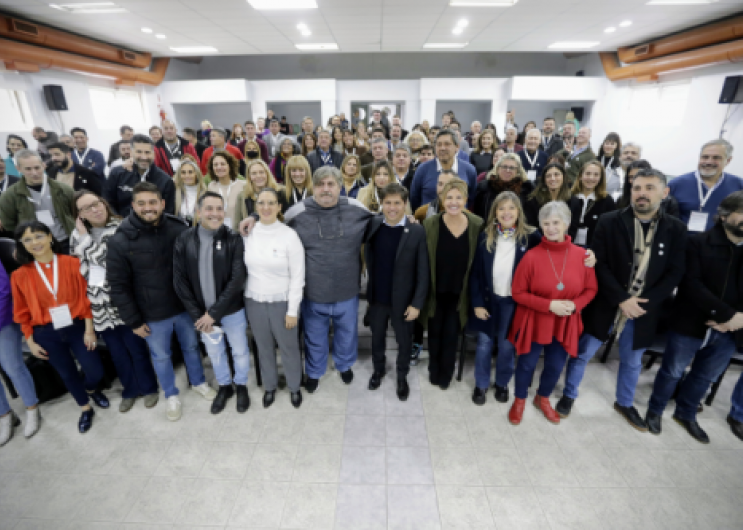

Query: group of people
<box><xmin>1</xmin><ymin>109</ymin><xmax>743</xmax><ymax>452</ymax></box>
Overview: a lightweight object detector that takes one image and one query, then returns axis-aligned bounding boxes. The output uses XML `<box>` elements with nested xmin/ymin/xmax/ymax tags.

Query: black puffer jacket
<box><xmin>106</xmin><ymin>212</ymin><xmax>189</xmax><ymax>328</ymax></box>
<box><xmin>173</xmin><ymin>225</ymin><xmax>246</xmax><ymax>325</ymax></box>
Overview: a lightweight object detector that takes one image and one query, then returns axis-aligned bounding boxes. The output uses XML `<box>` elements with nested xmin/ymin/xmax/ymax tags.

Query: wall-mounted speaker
<box><xmin>719</xmin><ymin>76</ymin><xmax>743</xmax><ymax>104</ymax></box>
<box><xmin>43</xmin><ymin>85</ymin><xmax>68</xmax><ymax>111</ymax></box>
<box><xmin>570</xmin><ymin>106</ymin><xmax>585</xmax><ymax>122</ymax></box>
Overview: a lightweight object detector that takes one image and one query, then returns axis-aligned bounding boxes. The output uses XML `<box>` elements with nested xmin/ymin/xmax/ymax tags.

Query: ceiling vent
<box><xmin>10</xmin><ymin>19</ymin><xmax>40</xmax><ymax>38</ymax></box>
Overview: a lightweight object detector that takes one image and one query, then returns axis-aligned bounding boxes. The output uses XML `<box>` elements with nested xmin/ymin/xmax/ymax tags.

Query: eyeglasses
<box><xmin>500</xmin><ymin>166</ymin><xmax>518</xmax><ymax>172</ymax></box>
<box><xmin>79</xmin><ymin>199</ymin><xmax>103</xmax><ymax>213</ymax></box>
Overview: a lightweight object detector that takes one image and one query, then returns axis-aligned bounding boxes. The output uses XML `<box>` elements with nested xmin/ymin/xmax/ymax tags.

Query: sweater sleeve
<box><xmin>510</xmin><ymin>253</ymin><xmax>552</xmax><ymax>313</ymax></box>
<box><xmin>11</xmin><ymin>271</ymin><xmax>34</xmax><ymax>339</ymax></box>
<box><xmin>574</xmin><ymin>262</ymin><xmax>598</xmax><ymax>312</ymax></box>
<box><xmin>286</xmin><ymin>229</ymin><xmax>306</xmax><ymax>317</ymax></box>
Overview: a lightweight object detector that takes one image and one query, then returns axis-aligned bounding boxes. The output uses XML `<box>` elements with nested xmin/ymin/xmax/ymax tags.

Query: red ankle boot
<box><xmin>509</xmin><ymin>398</ymin><xmax>526</xmax><ymax>425</ymax></box>
<box><xmin>533</xmin><ymin>396</ymin><xmax>560</xmax><ymax>424</ymax></box>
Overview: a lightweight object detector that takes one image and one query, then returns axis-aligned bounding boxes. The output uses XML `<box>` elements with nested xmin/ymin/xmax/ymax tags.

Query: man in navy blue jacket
<box><xmin>410</xmin><ymin>130</ymin><xmax>477</xmax><ymax>211</ymax></box>
<box><xmin>70</xmin><ymin>127</ymin><xmax>106</xmax><ymax>181</ymax></box>
<box><xmin>668</xmin><ymin>139</ymin><xmax>742</xmax><ymax>232</ymax></box>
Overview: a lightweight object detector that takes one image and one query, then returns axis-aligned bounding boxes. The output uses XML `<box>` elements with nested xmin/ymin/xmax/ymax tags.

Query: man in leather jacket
<box><xmin>173</xmin><ymin>191</ymin><xmax>249</xmax><ymax>415</ymax></box>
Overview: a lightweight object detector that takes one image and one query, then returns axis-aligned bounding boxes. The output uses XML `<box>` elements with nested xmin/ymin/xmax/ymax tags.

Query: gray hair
<box><xmin>622</xmin><ymin>142</ymin><xmax>642</xmax><ymax>155</ymax></box>
<box><xmin>312</xmin><ymin>166</ymin><xmax>342</xmax><ymax>188</ymax></box>
<box><xmin>15</xmin><ymin>149</ymin><xmax>42</xmax><ymax>165</ymax></box>
<box><xmin>701</xmin><ymin>138</ymin><xmax>733</xmax><ymax>159</ymax></box>
<box><xmin>526</xmin><ymin>128</ymin><xmax>542</xmax><ymax>140</ymax></box>
<box><xmin>538</xmin><ymin>201</ymin><xmax>571</xmax><ymax>227</ymax></box>
<box><xmin>317</xmin><ymin>129</ymin><xmax>331</xmax><ymax>138</ymax></box>
<box><xmin>303</xmin><ymin>116</ymin><xmax>313</xmax><ymax>122</ymax></box>
<box><xmin>371</xmin><ymin>137</ymin><xmax>388</xmax><ymax>148</ymax></box>
<box><xmin>210</xmin><ymin>127</ymin><xmax>227</xmax><ymax>139</ymax></box>
<box><xmin>471</xmin><ymin>120</ymin><xmax>481</xmax><ymax>128</ymax></box>
<box><xmin>635</xmin><ymin>168</ymin><xmax>668</xmax><ymax>186</ymax></box>
<box><xmin>434</xmin><ymin>129</ymin><xmax>458</xmax><ymax>146</ymax></box>
<box><xmin>394</xmin><ymin>144</ymin><xmax>411</xmax><ymax>156</ymax></box>
<box><xmin>505</xmin><ymin>125</ymin><xmax>518</xmax><ymax>133</ymax></box>
<box><xmin>59</xmin><ymin>134</ymin><xmax>73</xmax><ymax>143</ymax></box>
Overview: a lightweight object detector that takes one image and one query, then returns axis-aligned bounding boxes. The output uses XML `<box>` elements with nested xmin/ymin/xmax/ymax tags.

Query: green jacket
<box><xmin>563</xmin><ymin>146</ymin><xmax>596</xmax><ymax>184</ymax></box>
<box><xmin>0</xmin><ymin>177</ymin><xmax>76</xmax><ymax>236</ymax></box>
<box><xmin>419</xmin><ymin>210</ymin><xmax>484</xmax><ymax>329</ymax></box>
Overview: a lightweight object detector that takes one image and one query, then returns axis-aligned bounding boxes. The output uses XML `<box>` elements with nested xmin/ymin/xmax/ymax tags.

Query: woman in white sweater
<box><xmin>244</xmin><ymin>188</ymin><xmax>306</xmax><ymax>409</ymax></box>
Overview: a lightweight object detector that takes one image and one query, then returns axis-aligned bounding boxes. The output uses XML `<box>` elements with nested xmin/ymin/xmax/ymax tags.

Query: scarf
<box><xmin>613</xmin><ymin>215</ymin><xmax>659</xmax><ymax>337</ymax></box>
<box><xmin>496</xmin><ymin>223</ymin><xmax>516</xmax><ymax>240</ymax></box>
<box><xmin>489</xmin><ymin>178</ymin><xmax>523</xmax><ymax>196</ymax></box>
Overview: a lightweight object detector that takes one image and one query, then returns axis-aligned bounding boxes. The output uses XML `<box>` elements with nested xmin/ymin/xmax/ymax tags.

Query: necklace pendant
<box><xmin>557</xmin><ymin>282</ymin><xmax>564</xmax><ymax>291</ymax></box>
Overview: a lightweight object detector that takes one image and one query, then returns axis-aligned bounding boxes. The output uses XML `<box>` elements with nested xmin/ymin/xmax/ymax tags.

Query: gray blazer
<box><xmin>264</xmin><ymin>133</ymin><xmax>286</xmax><ymax>160</ymax></box>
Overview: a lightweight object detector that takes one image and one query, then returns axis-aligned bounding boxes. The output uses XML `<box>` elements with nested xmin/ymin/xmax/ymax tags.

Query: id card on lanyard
<box><xmin>689</xmin><ymin>172</ymin><xmax>724</xmax><ymax>232</ymax></box>
<box><xmin>35</xmin><ymin>256</ymin><xmax>73</xmax><ymax>329</ymax></box>
<box><xmin>74</xmin><ymin>148</ymin><xmax>90</xmax><ymax>166</ymax></box>
<box><xmin>29</xmin><ymin>176</ymin><xmax>55</xmax><ymax>228</ymax></box>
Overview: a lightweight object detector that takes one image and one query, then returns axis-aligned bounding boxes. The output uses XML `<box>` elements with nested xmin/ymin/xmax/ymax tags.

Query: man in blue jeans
<box><xmin>174</xmin><ymin>191</ymin><xmax>250</xmax><ymax>415</ymax></box>
<box><xmin>729</xmin><ymin>372</ymin><xmax>743</xmax><ymax>442</ymax></box>
<box><xmin>557</xmin><ymin>169</ymin><xmax>687</xmax><ymax>431</ymax></box>
<box><xmin>646</xmin><ymin>191</ymin><xmax>743</xmax><ymax>443</ymax></box>
<box><xmin>108</xmin><ymin>182</ymin><xmax>216</xmax><ymax>422</ymax></box>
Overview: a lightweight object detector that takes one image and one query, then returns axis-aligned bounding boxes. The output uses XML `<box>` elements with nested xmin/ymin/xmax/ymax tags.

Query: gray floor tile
<box><xmin>292</xmin><ymin>443</ymin><xmax>342</xmax><ymax>483</ymax></box>
<box><xmin>386</xmin><ymin>414</ymin><xmax>428</xmax><ymax>447</ymax></box>
<box><xmin>339</xmin><ymin>445</ymin><xmax>386</xmax><ymax>484</ymax></box>
<box><xmin>176</xmin><ymin>478</ymin><xmax>241</xmax><ymax>526</ymax></box>
<box><xmin>386</xmin><ymin>446</ymin><xmax>435</xmax><ymax>485</ymax></box>
<box><xmin>343</xmin><ymin>415</ymin><xmax>386</xmax><ymax>446</ymax></box>
<box><xmin>387</xmin><ymin>484</ymin><xmax>441</xmax><ymax>530</ymax></box>
<box><xmin>436</xmin><ymin>485</ymin><xmax>495</xmax><ymax>529</ymax></box>
<box><xmin>280</xmin><ymin>482</ymin><xmax>337</xmax><ymax>529</ymax></box>
<box><xmin>229</xmin><ymin>481</ymin><xmax>290</xmax><ymax>527</ymax></box>
<box><xmin>245</xmin><ymin>443</ymin><xmax>299</xmax><ymax>483</ymax></box>
<box><xmin>125</xmin><ymin>476</ymin><xmax>196</xmax><ymax>524</ymax></box>
<box><xmin>334</xmin><ymin>484</ymin><xmax>387</xmax><ymax>530</ymax></box>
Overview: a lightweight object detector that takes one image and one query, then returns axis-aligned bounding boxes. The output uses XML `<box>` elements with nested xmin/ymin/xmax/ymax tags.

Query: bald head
<box><xmin>162</xmin><ymin>120</ymin><xmax>178</xmax><ymax>143</ymax></box>
<box><xmin>576</xmin><ymin>127</ymin><xmax>591</xmax><ymax>148</ymax></box>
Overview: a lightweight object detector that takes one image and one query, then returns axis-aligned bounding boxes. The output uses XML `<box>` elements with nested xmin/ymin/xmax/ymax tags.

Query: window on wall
<box><xmin>0</xmin><ymin>89</ymin><xmax>34</xmax><ymax>131</ymax></box>
<box><xmin>88</xmin><ymin>87</ymin><xmax>146</xmax><ymax>130</ymax></box>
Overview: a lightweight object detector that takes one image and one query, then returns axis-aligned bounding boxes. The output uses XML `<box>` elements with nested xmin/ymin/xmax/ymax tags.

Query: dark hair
<box><xmin>149</xmin><ymin>125</ymin><xmax>162</xmax><ymax>134</ymax></box>
<box><xmin>634</xmin><ymin>168</ymin><xmax>667</xmax><ymax>187</ymax></box>
<box><xmin>529</xmin><ymin>162</ymin><xmax>571</xmax><ymax>205</ymax></box>
<box><xmin>269</xmin><ymin>119</ymin><xmax>279</xmax><ymax>125</ymax></box>
<box><xmin>430</xmin><ymin>126</ymin><xmax>441</xmax><ymax>132</ymax></box>
<box><xmin>72</xmin><ymin>190</ymin><xmax>120</xmax><ymax>224</ymax></box>
<box><xmin>379</xmin><ymin>182</ymin><xmax>409</xmax><ymax>203</ymax></box>
<box><xmin>197</xmin><ymin>190</ymin><xmax>223</xmax><ymax>209</ymax></box>
<box><xmin>132</xmin><ymin>133</ymin><xmax>154</xmax><ymax>147</ymax></box>
<box><xmin>70</xmin><ymin>127</ymin><xmax>87</xmax><ymax>137</ymax></box>
<box><xmin>371</xmin><ymin>127</ymin><xmax>386</xmax><ymax>136</ymax></box>
<box><xmin>451</xmin><ymin>120</ymin><xmax>461</xmax><ymax>128</ymax></box>
<box><xmin>120</xmin><ymin>125</ymin><xmax>133</xmax><ymax>135</ymax></box>
<box><xmin>207</xmin><ymin>150</ymin><xmax>240</xmax><ymax>181</ymax></box>
<box><xmin>598</xmin><ymin>132</ymin><xmax>622</xmax><ymax>167</ymax></box>
<box><xmin>132</xmin><ymin>181</ymin><xmax>162</xmax><ymax>200</ymax></box>
<box><xmin>419</xmin><ymin>145</ymin><xmax>434</xmax><ymax>154</ymax></box>
<box><xmin>6</xmin><ymin>134</ymin><xmax>28</xmax><ymax>155</ymax></box>
<box><xmin>717</xmin><ymin>190</ymin><xmax>743</xmax><ymax>220</ymax></box>
<box><xmin>48</xmin><ymin>142</ymin><xmax>71</xmax><ymax>154</ymax></box>
<box><xmin>371</xmin><ymin>160</ymin><xmax>394</xmax><ymax>186</ymax></box>
<box><xmin>255</xmin><ymin>188</ymin><xmax>285</xmax><ymax>222</ymax></box>
<box><xmin>182</xmin><ymin>127</ymin><xmax>197</xmax><ymax>137</ymax></box>
<box><xmin>434</xmin><ymin>129</ymin><xmax>458</xmax><ymax>147</ymax></box>
<box><xmin>627</xmin><ymin>159</ymin><xmax>652</xmax><ymax>173</ymax></box>
<box><xmin>14</xmin><ymin>221</ymin><xmax>61</xmax><ymax>265</ymax></box>
<box><xmin>244</xmin><ymin>120</ymin><xmax>255</xmax><ymax>127</ymax></box>
<box><xmin>301</xmin><ymin>133</ymin><xmax>317</xmax><ymax>156</ymax></box>
<box><xmin>618</xmin><ymin>160</ymin><xmax>653</xmax><ymax>209</ymax></box>
<box><xmin>543</xmin><ymin>117</ymin><xmax>555</xmax><ymax>123</ymax></box>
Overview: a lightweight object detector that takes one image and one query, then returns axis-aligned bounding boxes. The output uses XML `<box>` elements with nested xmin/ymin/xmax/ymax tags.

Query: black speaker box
<box><xmin>570</xmin><ymin>106</ymin><xmax>585</xmax><ymax>122</ymax></box>
<box><xmin>720</xmin><ymin>76</ymin><xmax>743</xmax><ymax>104</ymax></box>
<box><xmin>43</xmin><ymin>84</ymin><xmax>68</xmax><ymax>111</ymax></box>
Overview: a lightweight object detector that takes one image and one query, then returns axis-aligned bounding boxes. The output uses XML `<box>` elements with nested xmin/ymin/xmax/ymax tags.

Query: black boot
<box><xmin>472</xmin><ymin>387</ymin><xmax>486</xmax><ymax>406</ymax></box>
<box><xmin>211</xmin><ymin>385</ymin><xmax>234</xmax><ymax>415</ymax></box>
<box><xmin>291</xmin><ymin>390</ymin><xmax>303</xmax><ymax>409</ymax></box>
<box><xmin>493</xmin><ymin>385</ymin><xmax>509</xmax><ymax>403</ymax></box>
<box><xmin>368</xmin><ymin>372</ymin><xmax>383</xmax><ymax>390</ymax></box>
<box><xmin>235</xmin><ymin>385</ymin><xmax>249</xmax><ymax>413</ymax></box>
<box><xmin>397</xmin><ymin>377</ymin><xmax>410</xmax><ymax>401</ymax></box>
<box><xmin>646</xmin><ymin>410</ymin><xmax>662</xmax><ymax>435</ymax></box>
<box><xmin>263</xmin><ymin>390</ymin><xmax>276</xmax><ymax>409</ymax></box>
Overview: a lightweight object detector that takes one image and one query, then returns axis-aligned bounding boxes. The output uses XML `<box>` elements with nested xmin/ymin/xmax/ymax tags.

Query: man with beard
<box><xmin>540</xmin><ymin>117</ymin><xmax>563</xmax><ymax>156</ymax></box>
<box><xmin>564</xmin><ymin>127</ymin><xmax>596</xmax><ymax>185</ymax></box>
<box><xmin>109</xmin><ymin>140</ymin><xmax>132</xmax><ymax>172</ymax></box>
<box><xmin>32</xmin><ymin>127</ymin><xmax>59</xmax><ymax>163</ymax></box>
<box><xmin>555</xmin><ymin>169</ymin><xmax>687</xmax><ymax>431</ymax></box>
<box><xmin>104</xmin><ymin>134</ymin><xmax>175</xmax><ymax>217</ymax></box>
<box><xmin>645</xmin><ymin>191</ymin><xmax>743</xmax><ymax>443</ymax></box>
<box><xmin>70</xmin><ymin>127</ymin><xmax>106</xmax><ymax>181</ymax></box>
<box><xmin>619</xmin><ymin>142</ymin><xmax>642</xmax><ymax>171</ymax></box>
<box><xmin>107</xmin><ymin>125</ymin><xmax>133</xmax><ymax>167</ymax></box>
<box><xmin>46</xmin><ymin>142</ymin><xmax>102</xmax><ymax>195</ymax></box>
<box><xmin>669</xmin><ymin>139</ymin><xmax>742</xmax><ymax>232</ymax></box>
<box><xmin>154</xmin><ymin>120</ymin><xmax>200</xmax><ymax>176</ymax></box>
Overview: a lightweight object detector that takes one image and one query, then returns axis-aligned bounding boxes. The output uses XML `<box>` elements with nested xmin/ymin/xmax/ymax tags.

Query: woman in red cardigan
<box><xmin>508</xmin><ymin>201</ymin><xmax>597</xmax><ymax>425</ymax></box>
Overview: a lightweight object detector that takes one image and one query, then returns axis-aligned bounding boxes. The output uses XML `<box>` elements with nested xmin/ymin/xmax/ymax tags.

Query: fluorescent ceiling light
<box><xmin>296</xmin><ymin>23</ymin><xmax>307</xmax><ymax>30</ymax></box>
<box><xmin>170</xmin><ymin>46</ymin><xmax>219</xmax><ymax>53</ymax></box>
<box><xmin>619</xmin><ymin>20</ymin><xmax>632</xmax><ymax>27</ymax></box>
<box><xmin>452</xmin><ymin>27</ymin><xmax>464</xmax><ymax>35</ymax></box>
<box><xmin>295</xmin><ymin>43</ymin><xmax>338</xmax><ymax>50</ymax></box>
<box><xmin>248</xmin><ymin>0</ymin><xmax>317</xmax><ymax>9</ymax></box>
<box><xmin>424</xmin><ymin>42</ymin><xmax>469</xmax><ymax>48</ymax></box>
<box><xmin>548</xmin><ymin>41</ymin><xmax>600</xmax><ymax>49</ymax></box>
<box><xmin>647</xmin><ymin>0</ymin><xmax>718</xmax><ymax>4</ymax></box>
<box><xmin>141</xmin><ymin>27</ymin><xmax>152</xmax><ymax>33</ymax></box>
<box><xmin>301</xmin><ymin>30</ymin><xmax>312</xmax><ymax>36</ymax></box>
<box><xmin>456</xmin><ymin>19</ymin><xmax>469</xmax><ymax>27</ymax></box>
<box><xmin>59</xmin><ymin>2</ymin><xmax>114</xmax><ymax>6</ymax></box>
<box><xmin>605</xmin><ymin>27</ymin><xmax>616</xmax><ymax>33</ymax></box>
<box><xmin>450</xmin><ymin>0</ymin><xmax>518</xmax><ymax>5</ymax></box>
<box><xmin>156</xmin><ymin>34</ymin><xmax>166</xmax><ymax>39</ymax></box>
<box><xmin>51</xmin><ymin>2</ymin><xmax>126</xmax><ymax>13</ymax></box>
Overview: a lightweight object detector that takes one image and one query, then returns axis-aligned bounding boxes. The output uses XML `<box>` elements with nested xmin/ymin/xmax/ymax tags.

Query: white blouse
<box><xmin>492</xmin><ymin>235</ymin><xmax>516</xmax><ymax>297</ymax></box>
<box><xmin>243</xmin><ymin>221</ymin><xmax>306</xmax><ymax>316</ymax></box>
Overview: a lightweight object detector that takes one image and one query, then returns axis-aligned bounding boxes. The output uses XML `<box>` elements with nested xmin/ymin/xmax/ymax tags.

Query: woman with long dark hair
<box><xmin>4</xmin><ymin>134</ymin><xmax>28</xmax><ymax>177</ymax></box>
<box><xmin>523</xmin><ymin>163</ymin><xmax>572</xmax><ymax>227</ymax></box>
<box><xmin>598</xmin><ymin>132</ymin><xmax>623</xmax><ymax>197</ymax></box>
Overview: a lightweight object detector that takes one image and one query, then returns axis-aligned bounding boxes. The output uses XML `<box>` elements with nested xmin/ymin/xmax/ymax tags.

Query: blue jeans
<box><xmin>731</xmin><ymin>371</ymin><xmax>743</xmax><ymax>422</ymax></box>
<box><xmin>648</xmin><ymin>330</ymin><xmax>735</xmax><ymax>421</ymax></box>
<box><xmin>0</xmin><ymin>323</ymin><xmax>38</xmax><ymax>415</ymax></box>
<box><xmin>302</xmin><ymin>296</ymin><xmax>359</xmax><ymax>379</ymax></box>
<box><xmin>514</xmin><ymin>339</ymin><xmax>569</xmax><ymax>399</ymax></box>
<box><xmin>33</xmin><ymin>320</ymin><xmax>104</xmax><ymax>407</ymax></box>
<box><xmin>100</xmin><ymin>325</ymin><xmax>158</xmax><ymax>399</ymax></box>
<box><xmin>564</xmin><ymin>319</ymin><xmax>647</xmax><ymax>406</ymax></box>
<box><xmin>144</xmin><ymin>312</ymin><xmax>205</xmax><ymax>398</ymax></box>
<box><xmin>200</xmin><ymin>310</ymin><xmax>250</xmax><ymax>386</ymax></box>
<box><xmin>473</xmin><ymin>295</ymin><xmax>516</xmax><ymax>390</ymax></box>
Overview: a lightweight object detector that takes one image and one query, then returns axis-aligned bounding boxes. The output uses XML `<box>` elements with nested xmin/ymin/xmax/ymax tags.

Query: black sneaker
<box><xmin>410</xmin><ymin>343</ymin><xmax>423</xmax><ymax>366</ymax></box>
<box><xmin>368</xmin><ymin>372</ymin><xmax>383</xmax><ymax>390</ymax></box>
<box><xmin>291</xmin><ymin>390</ymin><xmax>303</xmax><ymax>409</ymax></box>
<box><xmin>472</xmin><ymin>387</ymin><xmax>486</xmax><ymax>406</ymax></box>
<box><xmin>305</xmin><ymin>378</ymin><xmax>319</xmax><ymax>393</ymax></box>
<box><xmin>211</xmin><ymin>385</ymin><xmax>234</xmax><ymax>415</ymax></box>
<box><xmin>235</xmin><ymin>385</ymin><xmax>250</xmax><ymax>413</ymax></box>
<box><xmin>614</xmin><ymin>402</ymin><xmax>648</xmax><ymax>432</ymax></box>
<box><xmin>646</xmin><ymin>410</ymin><xmax>662</xmax><ymax>435</ymax></box>
<box><xmin>340</xmin><ymin>369</ymin><xmax>354</xmax><ymax>385</ymax></box>
<box><xmin>493</xmin><ymin>385</ymin><xmax>509</xmax><ymax>403</ymax></box>
<box><xmin>555</xmin><ymin>396</ymin><xmax>574</xmax><ymax>418</ymax></box>
<box><xmin>397</xmin><ymin>378</ymin><xmax>410</xmax><ymax>401</ymax></box>
<box><xmin>673</xmin><ymin>415</ymin><xmax>710</xmax><ymax>444</ymax></box>
<box><xmin>728</xmin><ymin>414</ymin><xmax>743</xmax><ymax>442</ymax></box>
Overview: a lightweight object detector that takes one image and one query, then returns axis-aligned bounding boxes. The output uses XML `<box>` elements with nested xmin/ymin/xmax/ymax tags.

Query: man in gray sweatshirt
<box><xmin>284</xmin><ymin>166</ymin><xmax>373</xmax><ymax>393</ymax></box>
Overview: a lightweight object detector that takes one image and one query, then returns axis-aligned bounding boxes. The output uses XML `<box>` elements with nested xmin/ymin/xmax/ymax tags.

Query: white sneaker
<box><xmin>166</xmin><ymin>396</ymin><xmax>182</xmax><ymax>422</ymax></box>
<box><xmin>0</xmin><ymin>412</ymin><xmax>17</xmax><ymax>446</ymax></box>
<box><xmin>24</xmin><ymin>408</ymin><xmax>41</xmax><ymax>438</ymax></box>
<box><xmin>191</xmin><ymin>383</ymin><xmax>217</xmax><ymax>401</ymax></box>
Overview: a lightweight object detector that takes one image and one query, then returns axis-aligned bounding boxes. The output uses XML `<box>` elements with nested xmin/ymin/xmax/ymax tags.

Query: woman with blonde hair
<box><xmin>357</xmin><ymin>161</ymin><xmax>412</xmax><ymax>215</ymax></box>
<box><xmin>300</xmin><ymin>133</ymin><xmax>317</xmax><ymax>157</ymax></box>
<box><xmin>473</xmin><ymin>153</ymin><xmax>534</xmax><ymax>221</ymax></box>
<box><xmin>405</xmin><ymin>131</ymin><xmax>428</xmax><ymax>165</ymax></box>
<box><xmin>206</xmin><ymin>151</ymin><xmax>246</xmax><ymax>230</ymax></box>
<box><xmin>340</xmin><ymin>154</ymin><xmax>364</xmax><ymax>199</ymax></box>
<box><xmin>284</xmin><ymin>156</ymin><xmax>314</xmax><ymax>208</ymax></box>
<box><xmin>243</xmin><ymin>138</ymin><xmax>262</xmax><ymax>162</ymax></box>
<box><xmin>173</xmin><ymin>157</ymin><xmax>207</xmax><ymax>225</ymax></box>
<box><xmin>523</xmin><ymin>163</ymin><xmax>572</xmax><ymax>227</ymax></box>
<box><xmin>237</xmin><ymin>159</ymin><xmax>288</xmax><ymax>222</ymax></box>
<box><xmin>356</xmin><ymin>122</ymin><xmax>369</xmax><ymax>147</ymax></box>
<box><xmin>567</xmin><ymin>160</ymin><xmax>616</xmax><ymax>247</ymax></box>
<box><xmin>198</xmin><ymin>120</ymin><xmax>213</xmax><ymax>145</ymax></box>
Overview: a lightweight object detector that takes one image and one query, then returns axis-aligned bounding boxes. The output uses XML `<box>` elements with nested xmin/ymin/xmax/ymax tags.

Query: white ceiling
<box><xmin>0</xmin><ymin>0</ymin><xmax>741</xmax><ymax>56</ymax></box>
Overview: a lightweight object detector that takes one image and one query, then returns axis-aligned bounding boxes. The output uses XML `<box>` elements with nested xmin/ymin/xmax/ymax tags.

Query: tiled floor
<box><xmin>2</xmin><ymin>340</ymin><xmax>743</xmax><ymax>529</ymax></box>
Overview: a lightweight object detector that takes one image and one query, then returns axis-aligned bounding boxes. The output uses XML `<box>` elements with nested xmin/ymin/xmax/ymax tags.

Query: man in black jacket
<box><xmin>173</xmin><ymin>191</ymin><xmax>250</xmax><ymax>415</ymax></box>
<box><xmin>306</xmin><ymin>130</ymin><xmax>344</xmax><ymax>175</ymax></box>
<box><xmin>646</xmin><ymin>191</ymin><xmax>743</xmax><ymax>443</ymax></box>
<box><xmin>558</xmin><ymin>169</ymin><xmax>687</xmax><ymax>430</ymax></box>
<box><xmin>365</xmin><ymin>183</ymin><xmax>429</xmax><ymax>400</ymax></box>
<box><xmin>104</xmin><ymin>134</ymin><xmax>175</xmax><ymax>217</ymax></box>
<box><xmin>540</xmin><ymin>117</ymin><xmax>563</xmax><ymax>156</ymax></box>
<box><xmin>107</xmin><ymin>125</ymin><xmax>133</xmax><ymax>167</ymax></box>
<box><xmin>46</xmin><ymin>142</ymin><xmax>102</xmax><ymax>195</ymax></box>
<box><xmin>107</xmin><ymin>182</ymin><xmax>216</xmax><ymax>422</ymax></box>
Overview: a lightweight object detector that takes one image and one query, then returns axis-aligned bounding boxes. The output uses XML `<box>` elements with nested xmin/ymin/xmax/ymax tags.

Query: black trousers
<box><xmin>369</xmin><ymin>303</ymin><xmax>413</xmax><ymax>378</ymax></box>
<box><xmin>427</xmin><ymin>292</ymin><xmax>461</xmax><ymax>386</ymax></box>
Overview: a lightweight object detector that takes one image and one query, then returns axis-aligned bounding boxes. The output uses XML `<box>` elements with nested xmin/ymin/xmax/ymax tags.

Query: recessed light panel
<box><xmin>296</xmin><ymin>43</ymin><xmax>338</xmax><ymax>50</ymax></box>
<box><xmin>248</xmin><ymin>0</ymin><xmax>317</xmax><ymax>9</ymax></box>
<box><xmin>548</xmin><ymin>41</ymin><xmax>600</xmax><ymax>49</ymax></box>
<box><xmin>170</xmin><ymin>46</ymin><xmax>219</xmax><ymax>53</ymax></box>
<box><xmin>424</xmin><ymin>42</ymin><xmax>469</xmax><ymax>48</ymax></box>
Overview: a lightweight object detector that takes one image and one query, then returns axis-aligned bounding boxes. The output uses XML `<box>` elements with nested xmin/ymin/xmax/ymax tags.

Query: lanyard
<box><xmin>1</xmin><ymin>176</ymin><xmax>9</xmax><ymax>193</ymax></box>
<box><xmin>601</xmin><ymin>155</ymin><xmax>614</xmax><ymax>169</ymax></box>
<box><xmin>74</xmin><ymin>148</ymin><xmax>90</xmax><ymax>165</ymax></box>
<box><xmin>166</xmin><ymin>142</ymin><xmax>180</xmax><ymax>157</ymax></box>
<box><xmin>293</xmin><ymin>187</ymin><xmax>307</xmax><ymax>203</ymax></box>
<box><xmin>523</xmin><ymin>149</ymin><xmax>538</xmax><ymax>168</ymax></box>
<box><xmin>35</xmin><ymin>255</ymin><xmax>59</xmax><ymax>301</ymax></box>
<box><xmin>139</xmin><ymin>169</ymin><xmax>149</xmax><ymax>182</ymax></box>
<box><xmin>696</xmin><ymin>171</ymin><xmax>725</xmax><ymax>210</ymax></box>
<box><xmin>28</xmin><ymin>175</ymin><xmax>49</xmax><ymax>206</ymax></box>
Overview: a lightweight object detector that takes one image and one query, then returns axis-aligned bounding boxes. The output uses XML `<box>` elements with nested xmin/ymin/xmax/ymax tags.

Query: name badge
<box><xmin>170</xmin><ymin>159</ymin><xmax>181</xmax><ymax>172</ymax></box>
<box><xmin>36</xmin><ymin>210</ymin><xmax>55</xmax><ymax>227</ymax></box>
<box><xmin>271</xmin><ymin>146</ymin><xmax>276</xmax><ymax>156</ymax></box>
<box><xmin>49</xmin><ymin>304</ymin><xmax>73</xmax><ymax>329</ymax></box>
<box><xmin>527</xmin><ymin>170</ymin><xmax>537</xmax><ymax>181</ymax></box>
<box><xmin>688</xmin><ymin>211</ymin><xmax>708</xmax><ymax>232</ymax></box>
<box><xmin>88</xmin><ymin>265</ymin><xmax>106</xmax><ymax>288</ymax></box>
<box><xmin>575</xmin><ymin>227</ymin><xmax>588</xmax><ymax>247</ymax></box>
<box><xmin>224</xmin><ymin>217</ymin><xmax>232</xmax><ymax>229</ymax></box>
